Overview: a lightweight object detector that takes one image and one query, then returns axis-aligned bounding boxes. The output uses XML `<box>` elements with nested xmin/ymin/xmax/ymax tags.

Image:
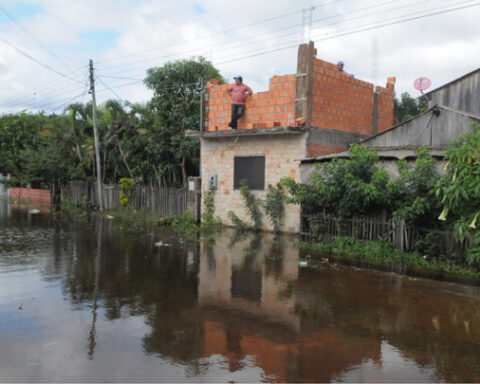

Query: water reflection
<box><xmin>1</xmin><ymin>208</ymin><xmax>480</xmax><ymax>382</ymax></box>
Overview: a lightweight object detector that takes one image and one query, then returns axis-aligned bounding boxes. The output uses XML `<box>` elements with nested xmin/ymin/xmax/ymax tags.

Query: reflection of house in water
<box><xmin>197</xmin><ymin>233</ymin><xmax>382</xmax><ymax>382</ymax></box>
<box><xmin>198</xmin><ymin>233</ymin><xmax>300</xmax><ymax>330</ymax></box>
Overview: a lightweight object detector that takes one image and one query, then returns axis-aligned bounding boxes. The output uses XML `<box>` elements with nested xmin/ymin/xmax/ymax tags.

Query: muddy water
<box><xmin>1</xmin><ymin>204</ymin><xmax>480</xmax><ymax>382</ymax></box>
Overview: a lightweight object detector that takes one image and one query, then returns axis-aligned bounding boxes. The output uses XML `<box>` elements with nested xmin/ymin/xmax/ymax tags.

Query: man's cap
<box><xmin>233</xmin><ymin>75</ymin><xmax>243</xmax><ymax>81</ymax></box>
<box><xmin>337</xmin><ymin>61</ymin><xmax>344</xmax><ymax>65</ymax></box>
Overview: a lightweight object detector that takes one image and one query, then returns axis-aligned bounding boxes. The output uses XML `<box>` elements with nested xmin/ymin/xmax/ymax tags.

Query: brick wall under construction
<box><xmin>311</xmin><ymin>57</ymin><xmax>393</xmax><ymax>135</ymax></box>
<box><xmin>205</xmin><ymin>75</ymin><xmax>296</xmax><ymax>131</ymax></box>
<box><xmin>204</xmin><ymin>42</ymin><xmax>395</xmax><ymax>142</ymax></box>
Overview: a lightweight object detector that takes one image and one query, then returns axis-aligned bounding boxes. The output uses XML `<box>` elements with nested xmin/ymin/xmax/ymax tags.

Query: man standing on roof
<box><xmin>227</xmin><ymin>76</ymin><xmax>252</xmax><ymax>130</ymax></box>
<box><xmin>337</xmin><ymin>61</ymin><xmax>354</xmax><ymax>78</ymax></box>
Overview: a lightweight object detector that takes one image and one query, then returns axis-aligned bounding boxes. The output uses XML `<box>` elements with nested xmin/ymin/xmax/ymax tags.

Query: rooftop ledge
<box><xmin>185</xmin><ymin>126</ymin><xmax>306</xmax><ymax>138</ymax></box>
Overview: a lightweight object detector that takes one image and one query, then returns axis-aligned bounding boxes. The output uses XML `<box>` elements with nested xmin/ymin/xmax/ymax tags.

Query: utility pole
<box><xmin>89</xmin><ymin>59</ymin><xmax>104</xmax><ymax>212</ymax></box>
<box><xmin>199</xmin><ymin>78</ymin><xmax>204</xmax><ymax>131</ymax></box>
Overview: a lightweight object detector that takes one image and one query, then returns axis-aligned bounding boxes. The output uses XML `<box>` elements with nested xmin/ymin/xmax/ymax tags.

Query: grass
<box><xmin>299</xmin><ymin>237</ymin><xmax>480</xmax><ymax>282</ymax></box>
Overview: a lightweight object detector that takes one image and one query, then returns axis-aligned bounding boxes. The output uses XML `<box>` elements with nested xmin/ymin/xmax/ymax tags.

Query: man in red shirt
<box><xmin>227</xmin><ymin>76</ymin><xmax>252</xmax><ymax>130</ymax></box>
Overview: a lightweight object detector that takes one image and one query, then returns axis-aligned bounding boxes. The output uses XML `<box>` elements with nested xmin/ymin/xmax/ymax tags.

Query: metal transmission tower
<box><xmin>301</xmin><ymin>6</ymin><xmax>315</xmax><ymax>44</ymax></box>
<box><xmin>371</xmin><ymin>36</ymin><xmax>379</xmax><ymax>86</ymax></box>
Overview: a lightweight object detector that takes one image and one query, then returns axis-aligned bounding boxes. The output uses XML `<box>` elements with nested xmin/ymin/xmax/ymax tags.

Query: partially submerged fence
<box><xmin>62</xmin><ymin>181</ymin><xmax>190</xmax><ymax>217</ymax></box>
<box><xmin>301</xmin><ymin>212</ymin><xmax>461</xmax><ymax>254</ymax></box>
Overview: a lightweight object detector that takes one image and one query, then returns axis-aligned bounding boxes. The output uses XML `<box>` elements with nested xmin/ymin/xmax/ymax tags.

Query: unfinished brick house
<box><xmin>187</xmin><ymin>42</ymin><xmax>395</xmax><ymax>233</ymax></box>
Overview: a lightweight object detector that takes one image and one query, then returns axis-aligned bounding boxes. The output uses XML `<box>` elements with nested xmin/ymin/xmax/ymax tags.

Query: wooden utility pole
<box><xmin>89</xmin><ymin>59</ymin><xmax>104</xmax><ymax>212</ymax></box>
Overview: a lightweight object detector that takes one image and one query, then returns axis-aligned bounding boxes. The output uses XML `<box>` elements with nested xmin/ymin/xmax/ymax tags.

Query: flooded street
<box><xmin>1</xmin><ymin>204</ymin><xmax>480</xmax><ymax>382</ymax></box>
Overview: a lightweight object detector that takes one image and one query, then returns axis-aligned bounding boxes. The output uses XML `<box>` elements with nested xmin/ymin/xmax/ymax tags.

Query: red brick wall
<box><xmin>308</xmin><ymin>143</ymin><xmax>348</xmax><ymax>157</ymax></box>
<box><xmin>9</xmin><ymin>188</ymin><xmax>51</xmax><ymax>204</ymax></box>
<box><xmin>376</xmin><ymin>78</ymin><xmax>395</xmax><ymax>132</ymax></box>
<box><xmin>203</xmin><ymin>50</ymin><xmax>395</xmax><ymax>135</ymax></box>
<box><xmin>311</xmin><ymin>58</ymin><xmax>374</xmax><ymax>135</ymax></box>
<box><xmin>205</xmin><ymin>75</ymin><xmax>296</xmax><ymax>131</ymax></box>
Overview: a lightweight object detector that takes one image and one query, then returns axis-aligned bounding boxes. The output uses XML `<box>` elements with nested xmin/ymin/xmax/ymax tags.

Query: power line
<box><xmin>4</xmin><ymin>0</ymin><xmax>478</xmax><ymax>112</ymax></box>
<box><xmin>0</xmin><ymin>66</ymin><xmax>89</xmax><ymax>107</ymax></box>
<box><xmin>212</xmin><ymin>0</ymin><xmax>480</xmax><ymax>67</ymax></box>
<box><xmin>0</xmin><ymin>3</ymin><xmax>74</xmax><ymax>75</ymax></box>
<box><xmin>94</xmin><ymin>0</ymin><xmax>433</xmax><ymax>77</ymax></box>
<box><xmin>96</xmin><ymin>0</ymin><xmax>339</xmax><ymax>66</ymax></box>
<box><xmin>96</xmin><ymin>76</ymin><xmax>124</xmax><ymax>101</ymax></box>
<box><xmin>0</xmin><ymin>36</ymin><xmax>83</xmax><ymax>84</ymax></box>
<box><xmin>2</xmin><ymin>71</ymin><xmax>90</xmax><ymax>109</ymax></box>
<box><xmin>95</xmin><ymin>0</ymin><xmax>465</xmax><ymax>80</ymax></box>
<box><xmin>4</xmin><ymin>72</ymin><xmax>90</xmax><ymax>112</ymax></box>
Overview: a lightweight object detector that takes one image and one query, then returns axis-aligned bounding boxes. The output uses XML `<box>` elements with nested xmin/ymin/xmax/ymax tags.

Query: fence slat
<box><xmin>302</xmin><ymin>211</ymin><xmax>463</xmax><ymax>255</ymax></box>
<box><xmin>61</xmin><ymin>181</ymin><xmax>187</xmax><ymax>217</ymax></box>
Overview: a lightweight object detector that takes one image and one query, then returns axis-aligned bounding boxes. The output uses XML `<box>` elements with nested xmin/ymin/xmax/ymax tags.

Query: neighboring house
<box><xmin>300</xmin><ymin>105</ymin><xmax>480</xmax><ymax>182</ymax></box>
<box><xmin>187</xmin><ymin>42</ymin><xmax>396</xmax><ymax>233</ymax></box>
<box><xmin>425</xmin><ymin>67</ymin><xmax>480</xmax><ymax>116</ymax></box>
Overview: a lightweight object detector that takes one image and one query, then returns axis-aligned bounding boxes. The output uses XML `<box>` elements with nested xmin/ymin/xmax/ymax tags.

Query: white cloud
<box><xmin>0</xmin><ymin>0</ymin><xmax>478</xmax><ymax>113</ymax></box>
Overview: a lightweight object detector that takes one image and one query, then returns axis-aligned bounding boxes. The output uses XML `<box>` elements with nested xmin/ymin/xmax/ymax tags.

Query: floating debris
<box><xmin>298</xmin><ymin>260</ymin><xmax>308</xmax><ymax>268</ymax></box>
<box><xmin>106</xmin><ymin>215</ymin><xmax>114</xmax><ymax>220</ymax></box>
<box><xmin>155</xmin><ymin>241</ymin><xmax>171</xmax><ymax>247</ymax></box>
<box><xmin>29</xmin><ymin>209</ymin><xmax>40</xmax><ymax>215</ymax></box>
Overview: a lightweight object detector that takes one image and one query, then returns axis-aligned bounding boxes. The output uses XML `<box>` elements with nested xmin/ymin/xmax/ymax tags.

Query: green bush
<box><xmin>262</xmin><ymin>182</ymin><xmax>286</xmax><ymax>233</ymax></box>
<box><xmin>435</xmin><ymin>123</ymin><xmax>480</xmax><ymax>264</ymax></box>
<box><xmin>239</xmin><ymin>179</ymin><xmax>263</xmax><ymax>230</ymax></box>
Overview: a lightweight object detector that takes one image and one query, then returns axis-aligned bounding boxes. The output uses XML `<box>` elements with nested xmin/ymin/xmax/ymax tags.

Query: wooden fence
<box><xmin>61</xmin><ymin>181</ymin><xmax>190</xmax><ymax>217</ymax></box>
<box><xmin>302</xmin><ymin>212</ymin><xmax>461</xmax><ymax>254</ymax></box>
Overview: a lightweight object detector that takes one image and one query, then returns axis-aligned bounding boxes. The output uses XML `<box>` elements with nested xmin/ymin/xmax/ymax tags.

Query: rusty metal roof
<box><xmin>300</xmin><ymin>148</ymin><xmax>446</xmax><ymax>163</ymax></box>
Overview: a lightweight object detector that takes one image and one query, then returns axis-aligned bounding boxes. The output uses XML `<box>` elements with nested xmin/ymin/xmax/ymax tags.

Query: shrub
<box><xmin>239</xmin><ymin>179</ymin><xmax>263</xmax><ymax>230</ymax></box>
<box><xmin>262</xmin><ymin>182</ymin><xmax>286</xmax><ymax>233</ymax></box>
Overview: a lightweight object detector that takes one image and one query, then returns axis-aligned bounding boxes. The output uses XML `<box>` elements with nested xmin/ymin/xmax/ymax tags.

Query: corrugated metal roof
<box><xmin>425</xmin><ymin>67</ymin><xmax>480</xmax><ymax>96</ymax></box>
<box><xmin>299</xmin><ymin>148</ymin><xmax>446</xmax><ymax>163</ymax></box>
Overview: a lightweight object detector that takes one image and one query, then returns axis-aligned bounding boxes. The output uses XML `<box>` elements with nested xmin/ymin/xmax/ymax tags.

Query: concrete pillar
<box><xmin>295</xmin><ymin>41</ymin><xmax>315</xmax><ymax>127</ymax></box>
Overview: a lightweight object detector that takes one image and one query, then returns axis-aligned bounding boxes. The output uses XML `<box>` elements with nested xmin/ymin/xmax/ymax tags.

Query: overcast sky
<box><xmin>0</xmin><ymin>0</ymin><xmax>479</xmax><ymax>114</ymax></box>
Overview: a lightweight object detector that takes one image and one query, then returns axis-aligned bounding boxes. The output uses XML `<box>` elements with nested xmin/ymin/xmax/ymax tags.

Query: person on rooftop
<box><xmin>227</xmin><ymin>76</ymin><xmax>252</xmax><ymax>130</ymax></box>
<box><xmin>337</xmin><ymin>61</ymin><xmax>354</xmax><ymax>78</ymax></box>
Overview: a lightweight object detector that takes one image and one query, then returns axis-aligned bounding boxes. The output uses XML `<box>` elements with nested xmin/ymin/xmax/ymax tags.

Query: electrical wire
<box><xmin>95</xmin><ymin>0</ymin><xmax>474</xmax><ymax>80</ymax></box>
<box><xmin>95</xmin><ymin>0</ymin><xmax>459</xmax><ymax>79</ymax></box>
<box><xmin>96</xmin><ymin>76</ymin><xmax>124</xmax><ymax>101</ymax></box>
<box><xmin>95</xmin><ymin>0</ymin><xmax>404</xmax><ymax>73</ymax></box>
<box><xmin>0</xmin><ymin>3</ymin><xmax>74</xmax><ymax>75</ymax></box>
<box><xmin>95</xmin><ymin>0</ymin><xmax>340</xmax><ymax>65</ymax></box>
<box><xmin>0</xmin><ymin>65</ymin><xmax>89</xmax><ymax>107</ymax></box>
<box><xmin>0</xmin><ymin>36</ymin><xmax>83</xmax><ymax>84</ymax></box>
<box><xmin>4</xmin><ymin>0</ymin><xmax>478</xmax><ymax>112</ymax></box>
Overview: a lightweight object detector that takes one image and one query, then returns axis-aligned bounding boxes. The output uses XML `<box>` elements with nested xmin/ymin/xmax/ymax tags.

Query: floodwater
<box><xmin>1</xmin><ymin>203</ymin><xmax>480</xmax><ymax>383</ymax></box>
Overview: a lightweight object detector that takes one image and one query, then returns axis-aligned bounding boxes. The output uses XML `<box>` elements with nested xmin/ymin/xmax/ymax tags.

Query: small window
<box><xmin>234</xmin><ymin>156</ymin><xmax>265</xmax><ymax>190</ymax></box>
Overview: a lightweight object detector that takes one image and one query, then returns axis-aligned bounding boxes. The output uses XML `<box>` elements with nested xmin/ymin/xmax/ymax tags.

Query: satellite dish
<box><xmin>414</xmin><ymin>77</ymin><xmax>431</xmax><ymax>104</ymax></box>
<box><xmin>414</xmin><ymin>77</ymin><xmax>431</xmax><ymax>91</ymax></box>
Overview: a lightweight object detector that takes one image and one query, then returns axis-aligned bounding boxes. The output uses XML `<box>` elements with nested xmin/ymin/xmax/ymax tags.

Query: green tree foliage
<box><xmin>0</xmin><ymin>58</ymin><xmax>224</xmax><ymax>189</ymax></box>
<box><xmin>393</xmin><ymin>146</ymin><xmax>441</xmax><ymax>225</ymax></box>
<box><xmin>282</xmin><ymin>144</ymin><xmax>398</xmax><ymax>218</ymax></box>
<box><xmin>0</xmin><ymin>112</ymin><xmax>43</xmax><ymax>177</ymax></box>
<box><xmin>263</xmin><ymin>183</ymin><xmax>286</xmax><ymax>233</ymax></box>
<box><xmin>239</xmin><ymin>179</ymin><xmax>263</xmax><ymax>230</ymax></box>
<box><xmin>435</xmin><ymin>123</ymin><xmax>480</xmax><ymax>264</ymax></box>
<box><xmin>144</xmin><ymin>57</ymin><xmax>224</xmax><ymax>186</ymax></box>
<box><xmin>394</xmin><ymin>92</ymin><xmax>428</xmax><ymax>124</ymax></box>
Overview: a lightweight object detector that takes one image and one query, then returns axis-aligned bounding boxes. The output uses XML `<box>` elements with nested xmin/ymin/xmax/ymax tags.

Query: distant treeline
<box><xmin>0</xmin><ymin>57</ymin><xmax>223</xmax><ymax>189</ymax></box>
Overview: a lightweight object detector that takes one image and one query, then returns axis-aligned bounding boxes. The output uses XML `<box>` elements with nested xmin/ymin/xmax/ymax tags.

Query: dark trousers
<box><xmin>229</xmin><ymin>104</ymin><xmax>245</xmax><ymax>129</ymax></box>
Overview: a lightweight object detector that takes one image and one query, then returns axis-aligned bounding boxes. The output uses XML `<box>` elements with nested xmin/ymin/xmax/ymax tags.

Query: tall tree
<box><xmin>144</xmin><ymin>57</ymin><xmax>224</xmax><ymax>187</ymax></box>
<box><xmin>394</xmin><ymin>92</ymin><xmax>428</xmax><ymax>124</ymax></box>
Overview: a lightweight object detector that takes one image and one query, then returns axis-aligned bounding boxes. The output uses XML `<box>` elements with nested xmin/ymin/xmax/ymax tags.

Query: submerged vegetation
<box><xmin>300</xmin><ymin>237</ymin><xmax>480</xmax><ymax>281</ymax></box>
